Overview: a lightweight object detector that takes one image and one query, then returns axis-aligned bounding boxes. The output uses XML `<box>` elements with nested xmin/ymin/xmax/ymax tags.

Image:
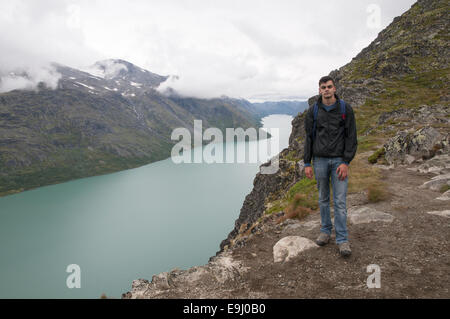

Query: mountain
<box><xmin>56</xmin><ymin>59</ymin><xmax>169</xmax><ymax>94</ymax></box>
<box><xmin>207</xmin><ymin>96</ymin><xmax>308</xmax><ymax>120</ymax></box>
<box><xmin>246</xmin><ymin>100</ymin><xmax>309</xmax><ymax>118</ymax></box>
<box><xmin>123</xmin><ymin>0</ymin><xmax>450</xmax><ymax>299</ymax></box>
<box><xmin>85</xmin><ymin>59</ymin><xmax>168</xmax><ymax>87</ymax></box>
<box><xmin>0</xmin><ymin>59</ymin><xmax>264</xmax><ymax>197</ymax></box>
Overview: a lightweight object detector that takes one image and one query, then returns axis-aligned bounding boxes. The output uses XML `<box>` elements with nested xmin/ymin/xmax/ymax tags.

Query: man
<box><xmin>303</xmin><ymin>76</ymin><xmax>357</xmax><ymax>257</ymax></box>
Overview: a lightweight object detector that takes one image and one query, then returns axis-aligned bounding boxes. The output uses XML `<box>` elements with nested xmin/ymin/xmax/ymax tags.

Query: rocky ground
<box><xmin>122</xmin><ymin>151</ymin><xmax>450</xmax><ymax>299</ymax></box>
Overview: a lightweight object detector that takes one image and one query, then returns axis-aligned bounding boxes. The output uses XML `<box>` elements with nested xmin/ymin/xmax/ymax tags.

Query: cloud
<box><xmin>231</xmin><ymin>20</ymin><xmax>299</xmax><ymax>58</ymax></box>
<box><xmin>0</xmin><ymin>64</ymin><xmax>61</xmax><ymax>93</ymax></box>
<box><xmin>0</xmin><ymin>0</ymin><xmax>101</xmax><ymax>92</ymax></box>
<box><xmin>0</xmin><ymin>0</ymin><xmax>417</xmax><ymax>99</ymax></box>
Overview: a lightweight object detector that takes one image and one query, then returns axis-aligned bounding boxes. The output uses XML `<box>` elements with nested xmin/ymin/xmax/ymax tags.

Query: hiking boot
<box><xmin>316</xmin><ymin>232</ymin><xmax>330</xmax><ymax>246</ymax></box>
<box><xmin>338</xmin><ymin>242</ymin><xmax>352</xmax><ymax>257</ymax></box>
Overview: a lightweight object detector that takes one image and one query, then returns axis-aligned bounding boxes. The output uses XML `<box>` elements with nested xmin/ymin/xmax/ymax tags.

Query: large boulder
<box><xmin>384</xmin><ymin>126</ymin><xmax>446</xmax><ymax>165</ymax></box>
<box><xmin>273</xmin><ymin>236</ymin><xmax>318</xmax><ymax>263</ymax></box>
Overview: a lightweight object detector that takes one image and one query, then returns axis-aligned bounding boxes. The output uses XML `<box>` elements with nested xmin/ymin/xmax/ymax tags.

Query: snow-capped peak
<box><xmin>84</xmin><ymin>59</ymin><xmax>128</xmax><ymax>80</ymax></box>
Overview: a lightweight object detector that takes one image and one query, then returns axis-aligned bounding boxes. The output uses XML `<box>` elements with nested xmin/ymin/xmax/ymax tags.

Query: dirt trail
<box><xmin>225</xmin><ymin>164</ymin><xmax>450</xmax><ymax>298</ymax></box>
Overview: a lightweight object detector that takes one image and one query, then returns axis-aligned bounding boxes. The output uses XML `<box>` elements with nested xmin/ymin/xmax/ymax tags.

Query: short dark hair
<box><xmin>319</xmin><ymin>76</ymin><xmax>336</xmax><ymax>87</ymax></box>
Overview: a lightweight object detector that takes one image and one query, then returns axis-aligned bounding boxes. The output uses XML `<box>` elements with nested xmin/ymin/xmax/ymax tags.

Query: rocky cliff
<box><xmin>123</xmin><ymin>0</ymin><xmax>449</xmax><ymax>299</ymax></box>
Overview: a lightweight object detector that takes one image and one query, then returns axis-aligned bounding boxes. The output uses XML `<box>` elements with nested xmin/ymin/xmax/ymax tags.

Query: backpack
<box><xmin>311</xmin><ymin>99</ymin><xmax>347</xmax><ymax>141</ymax></box>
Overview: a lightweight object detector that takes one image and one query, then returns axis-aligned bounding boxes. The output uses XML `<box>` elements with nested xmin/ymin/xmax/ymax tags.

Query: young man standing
<box><xmin>303</xmin><ymin>76</ymin><xmax>358</xmax><ymax>257</ymax></box>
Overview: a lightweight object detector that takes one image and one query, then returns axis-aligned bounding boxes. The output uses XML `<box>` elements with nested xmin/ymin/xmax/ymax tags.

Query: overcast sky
<box><xmin>0</xmin><ymin>0</ymin><xmax>417</xmax><ymax>101</ymax></box>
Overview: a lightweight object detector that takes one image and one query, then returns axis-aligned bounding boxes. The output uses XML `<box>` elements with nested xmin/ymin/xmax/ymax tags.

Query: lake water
<box><xmin>0</xmin><ymin>114</ymin><xmax>294</xmax><ymax>298</ymax></box>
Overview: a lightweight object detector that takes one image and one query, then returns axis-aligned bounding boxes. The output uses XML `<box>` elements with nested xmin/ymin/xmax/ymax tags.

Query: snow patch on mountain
<box><xmin>83</xmin><ymin>60</ymin><xmax>128</xmax><ymax>80</ymax></box>
<box><xmin>130</xmin><ymin>81</ymin><xmax>142</xmax><ymax>87</ymax></box>
<box><xmin>74</xmin><ymin>81</ymin><xmax>96</xmax><ymax>90</ymax></box>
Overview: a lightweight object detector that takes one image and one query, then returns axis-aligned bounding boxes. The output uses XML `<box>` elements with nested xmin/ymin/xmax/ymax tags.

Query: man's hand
<box><xmin>305</xmin><ymin>166</ymin><xmax>313</xmax><ymax>179</ymax></box>
<box><xmin>336</xmin><ymin>163</ymin><xmax>348</xmax><ymax>181</ymax></box>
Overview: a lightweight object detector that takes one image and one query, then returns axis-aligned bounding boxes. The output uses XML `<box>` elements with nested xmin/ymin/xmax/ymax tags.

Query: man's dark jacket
<box><xmin>303</xmin><ymin>94</ymin><xmax>357</xmax><ymax>166</ymax></box>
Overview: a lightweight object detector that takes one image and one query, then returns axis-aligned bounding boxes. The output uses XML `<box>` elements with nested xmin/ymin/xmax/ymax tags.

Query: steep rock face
<box><xmin>219</xmin><ymin>156</ymin><xmax>303</xmax><ymax>252</ymax></box>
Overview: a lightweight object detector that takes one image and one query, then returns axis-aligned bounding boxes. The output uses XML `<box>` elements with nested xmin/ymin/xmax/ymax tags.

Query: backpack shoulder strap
<box><xmin>339</xmin><ymin>99</ymin><xmax>346</xmax><ymax>120</ymax></box>
<box><xmin>339</xmin><ymin>99</ymin><xmax>349</xmax><ymax>137</ymax></box>
<box><xmin>312</xmin><ymin>102</ymin><xmax>319</xmax><ymax>140</ymax></box>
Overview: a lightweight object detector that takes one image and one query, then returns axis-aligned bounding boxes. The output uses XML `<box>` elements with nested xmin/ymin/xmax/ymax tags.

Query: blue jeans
<box><xmin>313</xmin><ymin>156</ymin><xmax>349</xmax><ymax>244</ymax></box>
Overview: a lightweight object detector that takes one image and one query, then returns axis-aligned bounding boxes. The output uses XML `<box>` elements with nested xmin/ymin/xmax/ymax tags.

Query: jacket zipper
<box><xmin>326</xmin><ymin>107</ymin><xmax>330</xmax><ymax>152</ymax></box>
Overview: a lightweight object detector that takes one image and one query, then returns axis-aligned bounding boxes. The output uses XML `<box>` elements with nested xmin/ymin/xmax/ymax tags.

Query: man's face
<box><xmin>319</xmin><ymin>80</ymin><xmax>336</xmax><ymax>99</ymax></box>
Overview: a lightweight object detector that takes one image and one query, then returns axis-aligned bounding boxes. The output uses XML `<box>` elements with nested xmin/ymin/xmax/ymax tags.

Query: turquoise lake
<box><xmin>0</xmin><ymin>114</ymin><xmax>294</xmax><ymax>298</ymax></box>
